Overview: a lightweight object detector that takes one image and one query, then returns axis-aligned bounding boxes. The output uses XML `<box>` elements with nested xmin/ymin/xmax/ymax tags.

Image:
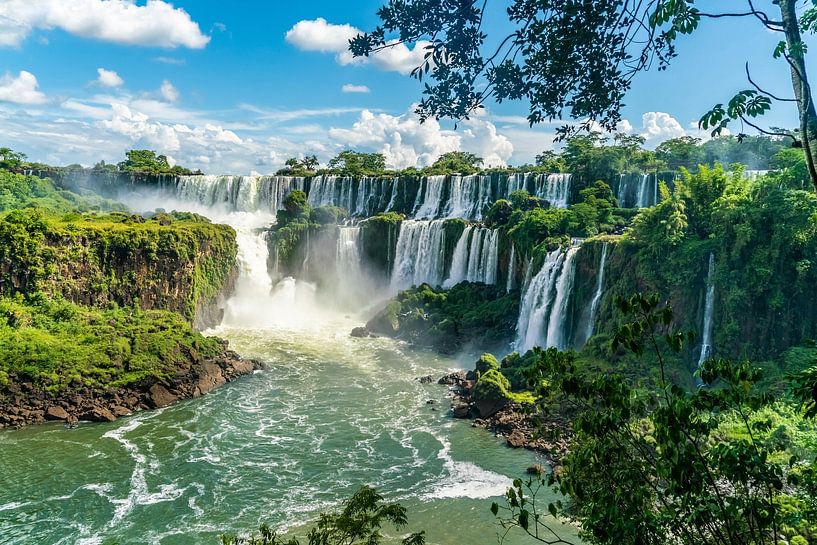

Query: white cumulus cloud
<box><xmin>286</xmin><ymin>18</ymin><xmax>429</xmax><ymax>75</ymax></box>
<box><xmin>342</xmin><ymin>84</ymin><xmax>370</xmax><ymax>94</ymax></box>
<box><xmin>159</xmin><ymin>80</ymin><xmax>179</xmax><ymax>102</ymax></box>
<box><xmin>96</xmin><ymin>67</ymin><xmax>123</xmax><ymax>88</ymax></box>
<box><xmin>639</xmin><ymin>112</ymin><xmax>687</xmax><ymax>147</ymax></box>
<box><xmin>328</xmin><ymin>107</ymin><xmax>513</xmax><ymax>169</ymax></box>
<box><xmin>0</xmin><ymin>0</ymin><xmax>210</xmax><ymax>49</ymax></box>
<box><xmin>0</xmin><ymin>71</ymin><xmax>47</xmax><ymax>105</ymax></box>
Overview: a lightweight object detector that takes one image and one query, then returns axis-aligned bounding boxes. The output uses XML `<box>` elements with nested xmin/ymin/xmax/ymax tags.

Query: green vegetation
<box><xmin>0</xmin><ymin>207</ymin><xmax>237</xmax><ymax>322</ymax></box>
<box><xmin>365</xmin><ymin>282</ymin><xmax>519</xmax><ymax>352</ymax></box>
<box><xmin>276</xmin><ymin>155</ymin><xmax>319</xmax><ymax>177</ymax></box>
<box><xmin>491</xmin><ymin>294</ymin><xmax>817</xmax><ymax>545</ymax></box>
<box><xmin>221</xmin><ymin>486</ymin><xmax>425</xmax><ymax>545</ymax></box>
<box><xmin>0</xmin><ymin>293</ymin><xmax>223</xmax><ymax>394</ymax></box>
<box><xmin>423</xmin><ymin>151</ymin><xmax>484</xmax><ymax>175</ymax></box>
<box><xmin>117</xmin><ymin>149</ymin><xmax>195</xmax><ymax>176</ymax></box>
<box><xmin>327</xmin><ymin>150</ymin><xmax>388</xmax><ymax>177</ymax></box>
<box><xmin>353</xmin><ymin>0</ymin><xmax>817</xmax><ymax>191</ymax></box>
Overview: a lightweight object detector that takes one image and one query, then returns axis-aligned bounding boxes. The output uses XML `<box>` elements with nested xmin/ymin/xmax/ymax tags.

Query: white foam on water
<box><xmin>423</xmin><ymin>432</ymin><xmax>511</xmax><ymax>500</ymax></box>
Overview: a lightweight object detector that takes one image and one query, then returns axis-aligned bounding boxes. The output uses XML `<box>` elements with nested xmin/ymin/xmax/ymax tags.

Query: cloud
<box><xmin>0</xmin><ymin>71</ymin><xmax>47</xmax><ymax>105</ymax></box>
<box><xmin>0</xmin><ymin>0</ymin><xmax>210</xmax><ymax>49</ymax></box>
<box><xmin>639</xmin><ymin>112</ymin><xmax>686</xmax><ymax>146</ymax></box>
<box><xmin>286</xmin><ymin>18</ymin><xmax>429</xmax><ymax>74</ymax></box>
<box><xmin>159</xmin><ymin>80</ymin><xmax>179</xmax><ymax>102</ymax></box>
<box><xmin>342</xmin><ymin>84</ymin><xmax>370</xmax><ymax>94</ymax></box>
<box><xmin>96</xmin><ymin>68</ymin><xmax>123</xmax><ymax>88</ymax></box>
<box><xmin>328</xmin><ymin>107</ymin><xmax>513</xmax><ymax>169</ymax></box>
<box><xmin>154</xmin><ymin>56</ymin><xmax>185</xmax><ymax>65</ymax></box>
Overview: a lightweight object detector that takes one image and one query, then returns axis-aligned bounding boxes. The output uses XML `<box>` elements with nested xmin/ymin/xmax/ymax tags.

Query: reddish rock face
<box><xmin>148</xmin><ymin>384</ymin><xmax>179</xmax><ymax>408</ymax></box>
<box><xmin>45</xmin><ymin>406</ymin><xmax>70</xmax><ymax>421</ymax></box>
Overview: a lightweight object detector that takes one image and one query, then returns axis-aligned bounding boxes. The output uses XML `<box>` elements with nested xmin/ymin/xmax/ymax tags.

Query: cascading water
<box><xmin>413</xmin><ymin>176</ymin><xmax>447</xmax><ymax>218</ymax></box>
<box><xmin>697</xmin><ymin>253</ymin><xmax>716</xmax><ymax>370</ymax></box>
<box><xmin>390</xmin><ymin>220</ymin><xmax>447</xmax><ymax>290</ymax></box>
<box><xmin>447</xmin><ymin>175</ymin><xmax>496</xmax><ymax>219</ymax></box>
<box><xmin>583</xmin><ymin>242</ymin><xmax>609</xmax><ymax>343</ymax></box>
<box><xmin>515</xmin><ymin>246</ymin><xmax>579</xmax><ymax>352</ymax></box>
<box><xmin>173</xmin><ymin>175</ymin><xmax>306</xmax><ymax>213</ymax></box>
<box><xmin>443</xmin><ymin>226</ymin><xmax>500</xmax><ymax>288</ymax></box>
<box><xmin>506</xmin><ymin>245</ymin><xmax>516</xmax><ymax>292</ymax></box>
<box><xmin>534</xmin><ymin>174</ymin><xmax>572</xmax><ymax>208</ymax></box>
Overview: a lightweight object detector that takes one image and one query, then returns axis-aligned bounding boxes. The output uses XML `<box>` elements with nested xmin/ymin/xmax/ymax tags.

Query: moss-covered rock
<box><xmin>472</xmin><ymin>369</ymin><xmax>513</xmax><ymax>417</ymax></box>
<box><xmin>0</xmin><ymin>207</ymin><xmax>237</xmax><ymax>327</ymax></box>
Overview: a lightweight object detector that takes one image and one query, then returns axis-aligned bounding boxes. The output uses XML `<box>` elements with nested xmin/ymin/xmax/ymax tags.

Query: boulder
<box><xmin>193</xmin><ymin>362</ymin><xmax>227</xmax><ymax>396</ymax></box>
<box><xmin>416</xmin><ymin>375</ymin><xmax>434</xmax><ymax>384</ymax></box>
<box><xmin>437</xmin><ymin>371</ymin><xmax>467</xmax><ymax>386</ymax></box>
<box><xmin>111</xmin><ymin>405</ymin><xmax>132</xmax><ymax>417</ymax></box>
<box><xmin>527</xmin><ymin>464</ymin><xmax>546</xmax><ymax>475</ymax></box>
<box><xmin>350</xmin><ymin>326</ymin><xmax>370</xmax><ymax>338</ymax></box>
<box><xmin>45</xmin><ymin>406</ymin><xmax>70</xmax><ymax>421</ymax></box>
<box><xmin>507</xmin><ymin>430</ymin><xmax>527</xmax><ymax>448</ymax></box>
<box><xmin>452</xmin><ymin>402</ymin><xmax>470</xmax><ymax>419</ymax></box>
<box><xmin>82</xmin><ymin>407</ymin><xmax>116</xmax><ymax>423</ymax></box>
<box><xmin>365</xmin><ymin>301</ymin><xmax>401</xmax><ymax>336</ymax></box>
<box><xmin>148</xmin><ymin>384</ymin><xmax>178</xmax><ymax>408</ymax></box>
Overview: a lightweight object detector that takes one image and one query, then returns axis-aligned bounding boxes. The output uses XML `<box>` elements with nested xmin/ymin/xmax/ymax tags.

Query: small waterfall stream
<box><xmin>583</xmin><ymin>242</ymin><xmax>609</xmax><ymax>343</ymax></box>
<box><xmin>697</xmin><ymin>253</ymin><xmax>716</xmax><ymax>370</ymax></box>
<box><xmin>506</xmin><ymin>245</ymin><xmax>516</xmax><ymax>292</ymax></box>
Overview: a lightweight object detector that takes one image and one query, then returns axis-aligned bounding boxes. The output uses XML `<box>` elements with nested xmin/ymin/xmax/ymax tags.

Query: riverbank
<box><xmin>0</xmin><ymin>345</ymin><xmax>263</xmax><ymax>429</ymax></box>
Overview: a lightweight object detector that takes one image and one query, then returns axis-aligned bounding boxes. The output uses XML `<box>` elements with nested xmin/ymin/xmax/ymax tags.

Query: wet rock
<box><xmin>193</xmin><ymin>362</ymin><xmax>227</xmax><ymax>397</ymax></box>
<box><xmin>148</xmin><ymin>384</ymin><xmax>178</xmax><ymax>408</ymax></box>
<box><xmin>45</xmin><ymin>406</ymin><xmax>70</xmax><ymax>421</ymax></box>
<box><xmin>111</xmin><ymin>405</ymin><xmax>132</xmax><ymax>417</ymax></box>
<box><xmin>416</xmin><ymin>375</ymin><xmax>434</xmax><ymax>384</ymax></box>
<box><xmin>452</xmin><ymin>402</ymin><xmax>470</xmax><ymax>419</ymax></box>
<box><xmin>426</xmin><ymin>399</ymin><xmax>436</xmax><ymax>404</ymax></box>
<box><xmin>82</xmin><ymin>407</ymin><xmax>116</xmax><ymax>423</ymax></box>
<box><xmin>437</xmin><ymin>371</ymin><xmax>467</xmax><ymax>386</ymax></box>
<box><xmin>507</xmin><ymin>430</ymin><xmax>527</xmax><ymax>448</ymax></box>
<box><xmin>527</xmin><ymin>464</ymin><xmax>546</xmax><ymax>475</ymax></box>
<box><xmin>350</xmin><ymin>326</ymin><xmax>370</xmax><ymax>338</ymax></box>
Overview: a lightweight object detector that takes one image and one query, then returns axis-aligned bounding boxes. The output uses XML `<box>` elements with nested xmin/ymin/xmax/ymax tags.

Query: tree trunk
<box><xmin>779</xmin><ymin>0</ymin><xmax>817</xmax><ymax>192</ymax></box>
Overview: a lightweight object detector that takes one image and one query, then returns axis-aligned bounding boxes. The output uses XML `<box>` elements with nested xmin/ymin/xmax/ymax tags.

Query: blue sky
<box><xmin>0</xmin><ymin>0</ymin><xmax>810</xmax><ymax>174</ymax></box>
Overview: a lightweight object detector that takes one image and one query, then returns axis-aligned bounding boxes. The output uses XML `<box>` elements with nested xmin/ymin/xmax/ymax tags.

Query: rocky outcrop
<box><xmin>0</xmin><ymin>349</ymin><xmax>263</xmax><ymax>429</ymax></box>
<box><xmin>437</xmin><ymin>369</ymin><xmax>573</xmax><ymax>466</ymax></box>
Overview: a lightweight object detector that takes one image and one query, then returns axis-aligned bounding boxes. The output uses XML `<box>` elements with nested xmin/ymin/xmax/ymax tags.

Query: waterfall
<box><xmin>445</xmin><ymin>226</ymin><xmax>473</xmax><ymax>288</ymax></box>
<box><xmin>172</xmin><ymin>175</ymin><xmax>306</xmax><ymax>213</ymax></box>
<box><xmin>635</xmin><ymin>174</ymin><xmax>658</xmax><ymax>208</ymax></box>
<box><xmin>337</xmin><ymin>227</ymin><xmax>363</xmax><ymax>279</ymax></box>
<box><xmin>516</xmin><ymin>246</ymin><xmax>579</xmax><ymax>352</ymax></box>
<box><xmin>697</xmin><ymin>253</ymin><xmax>716</xmax><ymax>370</ymax></box>
<box><xmin>390</xmin><ymin>220</ymin><xmax>447</xmax><ymax>290</ymax></box>
<box><xmin>583</xmin><ymin>242</ymin><xmax>609</xmax><ymax>342</ymax></box>
<box><xmin>447</xmin><ymin>175</ymin><xmax>495</xmax><ymax>219</ymax></box>
<box><xmin>414</xmin><ymin>176</ymin><xmax>446</xmax><ymax>218</ymax></box>
<box><xmin>506</xmin><ymin>245</ymin><xmax>516</xmax><ymax>292</ymax></box>
<box><xmin>443</xmin><ymin>226</ymin><xmax>500</xmax><ymax>288</ymax></box>
<box><xmin>534</xmin><ymin>174</ymin><xmax>572</xmax><ymax>208</ymax></box>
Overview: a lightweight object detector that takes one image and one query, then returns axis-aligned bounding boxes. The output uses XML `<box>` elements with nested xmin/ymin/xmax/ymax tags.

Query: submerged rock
<box><xmin>416</xmin><ymin>375</ymin><xmax>434</xmax><ymax>384</ymax></box>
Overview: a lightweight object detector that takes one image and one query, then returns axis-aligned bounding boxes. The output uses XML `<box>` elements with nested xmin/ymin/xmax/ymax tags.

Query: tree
<box><xmin>351</xmin><ymin>0</ymin><xmax>817</xmax><ymax>191</ymax></box>
<box><xmin>425</xmin><ymin>151</ymin><xmax>483</xmax><ymax>174</ymax></box>
<box><xmin>328</xmin><ymin>151</ymin><xmax>387</xmax><ymax>176</ymax></box>
<box><xmin>535</xmin><ymin>150</ymin><xmax>567</xmax><ymax>172</ymax></box>
<box><xmin>117</xmin><ymin>149</ymin><xmax>193</xmax><ymax>175</ymax></box>
<box><xmin>656</xmin><ymin>136</ymin><xmax>704</xmax><ymax>171</ymax></box>
<box><xmin>221</xmin><ymin>486</ymin><xmax>425</xmax><ymax>545</ymax></box>
<box><xmin>302</xmin><ymin>154</ymin><xmax>319</xmax><ymax>172</ymax></box>
<box><xmin>492</xmin><ymin>294</ymin><xmax>817</xmax><ymax>545</ymax></box>
<box><xmin>0</xmin><ymin>147</ymin><xmax>27</xmax><ymax>170</ymax></box>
